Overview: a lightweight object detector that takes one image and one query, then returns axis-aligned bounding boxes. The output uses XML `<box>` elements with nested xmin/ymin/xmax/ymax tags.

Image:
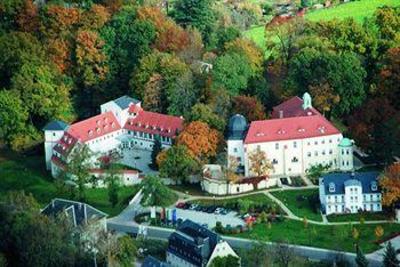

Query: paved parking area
<box><xmin>175</xmin><ymin>208</ymin><xmax>245</xmax><ymax>228</ymax></box>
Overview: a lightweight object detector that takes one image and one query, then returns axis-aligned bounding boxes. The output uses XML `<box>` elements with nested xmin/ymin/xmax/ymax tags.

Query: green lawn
<box><xmin>0</xmin><ymin>149</ymin><xmax>139</xmax><ymax>216</ymax></box>
<box><xmin>327</xmin><ymin>212</ymin><xmax>394</xmax><ymax>223</ymax></box>
<box><xmin>271</xmin><ymin>189</ymin><xmax>322</xmax><ymax>221</ymax></box>
<box><xmin>190</xmin><ymin>193</ymin><xmax>285</xmax><ymax>215</ymax></box>
<box><xmin>243</xmin><ymin>0</ymin><xmax>400</xmax><ymax>54</ymax></box>
<box><xmin>306</xmin><ymin>0</ymin><xmax>400</xmax><ymax>23</ymax></box>
<box><xmin>233</xmin><ymin>219</ymin><xmax>400</xmax><ymax>253</ymax></box>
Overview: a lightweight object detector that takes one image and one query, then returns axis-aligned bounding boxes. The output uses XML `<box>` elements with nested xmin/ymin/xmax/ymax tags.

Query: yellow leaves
<box><xmin>177</xmin><ymin>121</ymin><xmax>220</xmax><ymax>160</ymax></box>
<box><xmin>375</xmin><ymin>225</ymin><xmax>384</xmax><ymax>240</ymax></box>
<box><xmin>379</xmin><ymin>163</ymin><xmax>400</xmax><ymax>207</ymax></box>
<box><xmin>248</xmin><ymin>149</ymin><xmax>273</xmax><ymax>177</ymax></box>
<box><xmin>225</xmin><ymin>38</ymin><xmax>263</xmax><ymax>74</ymax></box>
<box><xmin>309</xmin><ymin>82</ymin><xmax>340</xmax><ymax>114</ymax></box>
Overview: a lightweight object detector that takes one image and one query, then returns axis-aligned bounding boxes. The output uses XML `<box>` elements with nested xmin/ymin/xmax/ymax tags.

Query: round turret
<box><xmin>338</xmin><ymin>138</ymin><xmax>354</xmax><ymax>171</ymax></box>
<box><xmin>228</xmin><ymin>114</ymin><xmax>247</xmax><ymax>140</ymax></box>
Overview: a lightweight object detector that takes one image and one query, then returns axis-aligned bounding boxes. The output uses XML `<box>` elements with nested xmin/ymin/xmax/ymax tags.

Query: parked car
<box><xmin>206</xmin><ymin>206</ymin><xmax>217</xmax><ymax>213</ymax></box>
<box><xmin>220</xmin><ymin>209</ymin><xmax>229</xmax><ymax>215</ymax></box>
<box><xmin>176</xmin><ymin>202</ymin><xmax>185</xmax><ymax>209</ymax></box>
<box><xmin>195</xmin><ymin>205</ymin><xmax>203</xmax><ymax>211</ymax></box>
<box><xmin>189</xmin><ymin>204</ymin><xmax>199</xmax><ymax>210</ymax></box>
<box><xmin>214</xmin><ymin>207</ymin><xmax>224</xmax><ymax>214</ymax></box>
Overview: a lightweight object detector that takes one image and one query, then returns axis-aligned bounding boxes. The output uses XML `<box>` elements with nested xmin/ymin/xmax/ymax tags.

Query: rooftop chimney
<box><xmin>279</xmin><ymin>110</ymin><xmax>284</xmax><ymax>118</ymax></box>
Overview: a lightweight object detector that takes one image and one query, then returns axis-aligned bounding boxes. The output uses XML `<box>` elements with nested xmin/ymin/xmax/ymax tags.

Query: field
<box><xmin>270</xmin><ymin>189</ymin><xmax>322</xmax><ymax>221</ymax></box>
<box><xmin>0</xmin><ymin>149</ymin><xmax>140</xmax><ymax>216</ymax></box>
<box><xmin>244</xmin><ymin>0</ymin><xmax>400</xmax><ymax>51</ymax></box>
<box><xmin>233</xmin><ymin>219</ymin><xmax>400</xmax><ymax>253</ymax></box>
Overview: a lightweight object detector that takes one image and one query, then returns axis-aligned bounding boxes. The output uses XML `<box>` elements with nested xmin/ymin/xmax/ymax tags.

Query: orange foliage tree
<box><xmin>75</xmin><ymin>30</ymin><xmax>108</xmax><ymax>86</ymax></box>
<box><xmin>232</xmin><ymin>95</ymin><xmax>266</xmax><ymax>122</ymax></box>
<box><xmin>177</xmin><ymin>121</ymin><xmax>220</xmax><ymax>160</ymax></box>
<box><xmin>137</xmin><ymin>6</ymin><xmax>189</xmax><ymax>53</ymax></box>
<box><xmin>80</xmin><ymin>4</ymin><xmax>111</xmax><ymax>30</ymax></box>
<box><xmin>248</xmin><ymin>148</ymin><xmax>273</xmax><ymax>177</ymax></box>
<box><xmin>42</xmin><ymin>6</ymin><xmax>81</xmax><ymax>38</ymax></box>
<box><xmin>379</xmin><ymin>163</ymin><xmax>400</xmax><ymax>207</ymax></box>
<box><xmin>17</xmin><ymin>0</ymin><xmax>39</xmax><ymax>32</ymax></box>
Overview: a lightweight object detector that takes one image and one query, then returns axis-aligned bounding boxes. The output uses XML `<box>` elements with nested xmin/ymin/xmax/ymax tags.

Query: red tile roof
<box><xmin>53</xmin><ymin>132</ymin><xmax>78</xmax><ymax>156</ymax></box>
<box><xmin>271</xmin><ymin>96</ymin><xmax>320</xmax><ymax>119</ymax></box>
<box><xmin>67</xmin><ymin>111</ymin><xmax>121</xmax><ymax>142</ymax></box>
<box><xmin>124</xmin><ymin>110</ymin><xmax>183</xmax><ymax>138</ymax></box>
<box><xmin>244</xmin><ymin>115</ymin><xmax>340</xmax><ymax>144</ymax></box>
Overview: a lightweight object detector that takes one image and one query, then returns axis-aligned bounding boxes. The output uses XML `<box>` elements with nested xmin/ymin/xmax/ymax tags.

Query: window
<box><xmin>315</xmin><ymin>151</ymin><xmax>318</xmax><ymax>156</ymax></box>
<box><xmin>293</xmin><ymin>141</ymin><xmax>297</xmax><ymax>148</ymax></box>
<box><xmin>272</xmin><ymin>159</ymin><xmax>278</xmax><ymax>164</ymax></box>
<box><xmin>329</xmin><ymin>182</ymin><xmax>335</xmax><ymax>193</ymax></box>
<box><xmin>322</xmin><ymin>150</ymin><xmax>326</xmax><ymax>155</ymax></box>
<box><xmin>346</xmin><ymin>149</ymin><xmax>350</xmax><ymax>155</ymax></box>
<box><xmin>53</xmin><ymin>132</ymin><xmax>56</xmax><ymax>137</ymax></box>
<box><xmin>314</xmin><ymin>141</ymin><xmax>318</xmax><ymax>145</ymax></box>
<box><xmin>234</xmin><ymin>148</ymin><xmax>238</xmax><ymax>153</ymax></box>
<box><xmin>307</xmin><ymin>152</ymin><xmax>311</xmax><ymax>157</ymax></box>
<box><xmin>329</xmin><ymin>149</ymin><xmax>333</xmax><ymax>155</ymax></box>
<box><xmin>322</xmin><ymin>140</ymin><xmax>325</xmax><ymax>144</ymax></box>
<box><xmin>291</xmin><ymin>157</ymin><xmax>299</xmax><ymax>163</ymax></box>
<box><xmin>329</xmin><ymin>139</ymin><xmax>332</xmax><ymax>143</ymax></box>
<box><xmin>275</xmin><ymin>143</ymin><xmax>279</xmax><ymax>150</ymax></box>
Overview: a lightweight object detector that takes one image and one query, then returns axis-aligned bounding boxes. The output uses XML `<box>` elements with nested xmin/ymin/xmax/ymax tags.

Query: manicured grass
<box><xmin>271</xmin><ymin>189</ymin><xmax>322</xmax><ymax>221</ymax></box>
<box><xmin>327</xmin><ymin>212</ymin><xmax>394</xmax><ymax>223</ymax></box>
<box><xmin>306</xmin><ymin>0</ymin><xmax>400</xmax><ymax>23</ymax></box>
<box><xmin>233</xmin><ymin>219</ymin><xmax>400</xmax><ymax>253</ymax></box>
<box><xmin>0</xmin><ymin>149</ymin><xmax>139</xmax><ymax>216</ymax></box>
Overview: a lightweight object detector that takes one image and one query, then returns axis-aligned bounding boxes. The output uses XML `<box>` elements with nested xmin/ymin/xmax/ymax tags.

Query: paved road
<box><xmin>107</xmin><ymin>220</ymin><xmax>383</xmax><ymax>267</ymax></box>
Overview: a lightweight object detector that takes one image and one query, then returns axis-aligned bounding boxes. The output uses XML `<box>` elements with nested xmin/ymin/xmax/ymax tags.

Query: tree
<box><xmin>375</xmin><ymin>225</ymin><xmax>384</xmax><ymax>241</ymax></box>
<box><xmin>286</xmin><ymin>48</ymin><xmax>366</xmax><ymax>116</ymax></box>
<box><xmin>212</xmin><ymin>52</ymin><xmax>254</xmax><ymax>95</ymax></box>
<box><xmin>140</xmin><ymin>175</ymin><xmax>176</xmax><ymax>207</ymax></box>
<box><xmin>225</xmin><ymin>38</ymin><xmax>263</xmax><ymax>75</ymax></box>
<box><xmin>0</xmin><ymin>90</ymin><xmax>28</xmax><ymax>145</ymax></box>
<box><xmin>167</xmin><ymin>70</ymin><xmax>198</xmax><ymax>116</ymax></box>
<box><xmin>66</xmin><ymin>144</ymin><xmax>94</xmax><ymax>201</ymax></box>
<box><xmin>379</xmin><ymin>163</ymin><xmax>400</xmax><ymax>208</ymax></box>
<box><xmin>113</xmin><ymin>235</ymin><xmax>137</xmax><ymax>266</ymax></box>
<box><xmin>375</xmin><ymin>6</ymin><xmax>400</xmax><ymax>49</ymax></box>
<box><xmin>80</xmin><ymin>4</ymin><xmax>111</xmax><ymax>30</ymax></box>
<box><xmin>273</xmin><ymin>241</ymin><xmax>295</xmax><ymax>267</ymax></box>
<box><xmin>150</xmin><ymin>135</ymin><xmax>162</xmax><ymax>170</ymax></box>
<box><xmin>0</xmin><ymin>191</ymin><xmax>82</xmax><ymax>266</ymax></box>
<box><xmin>158</xmin><ymin>145</ymin><xmax>199</xmax><ymax>183</ymax></box>
<box><xmin>355</xmin><ymin>245</ymin><xmax>369</xmax><ymax>267</ymax></box>
<box><xmin>16</xmin><ymin>0</ymin><xmax>39</xmax><ymax>32</ymax></box>
<box><xmin>172</xmin><ymin>0</ymin><xmax>216</xmax><ymax>44</ymax></box>
<box><xmin>306</xmin><ymin>163</ymin><xmax>331</xmax><ymax>185</ymax></box>
<box><xmin>189</xmin><ymin>103</ymin><xmax>226</xmax><ymax>132</ymax></box>
<box><xmin>248</xmin><ymin>149</ymin><xmax>273</xmax><ymax>177</ymax></box>
<box><xmin>232</xmin><ymin>95</ymin><xmax>266</xmax><ymax>122</ymax></box>
<box><xmin>308</xmin><ymin>82</ymin><xmax>340</xmax><ymax>117</ymax></box>
<box><xmin>240</xmin><ymin>242</ymin><xmax>270</xmax><ymax>267</ymax></box>
<box><xmin>177</xmin><ymin>121</ymin><xmax>220</xmax><ymax>160</ymax></box>
<box><xmin>209</xmin><ymin>255</ymin><xmax>240</xmax><ymax>267</ymax></box>
<box><xmin>378</xmin><ymin>47</ymin><xmax>400</xmax><ymax>110</ymax></box>
<box><xmin>105</xmin><ymin>165</ymin><xmax>121</xmax><ymax>207</ymax></box>
<box><xmin>383</xmin><ymin>241</ymin><xmax>399</xmax><ymax>267</ymax></box>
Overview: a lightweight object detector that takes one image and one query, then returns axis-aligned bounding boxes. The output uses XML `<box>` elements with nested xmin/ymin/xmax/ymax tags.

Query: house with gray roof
<box><xmin>319</xmin><ymin>172</ymin><xmax>382</xmax><ymax>215</ymax></box>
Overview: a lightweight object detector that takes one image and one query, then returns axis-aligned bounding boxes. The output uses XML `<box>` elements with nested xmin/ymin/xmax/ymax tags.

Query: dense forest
<box><xmin>0</xmin><ymin>0</ymin><xmax>399</xmax><ymax>168</ymax></box>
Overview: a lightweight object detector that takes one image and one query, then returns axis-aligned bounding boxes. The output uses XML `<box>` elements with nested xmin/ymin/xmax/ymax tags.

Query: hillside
<box><xmin>245</xmin><ymin>0</ymin><xmax>400</xmax><ymax>50</ymax></box>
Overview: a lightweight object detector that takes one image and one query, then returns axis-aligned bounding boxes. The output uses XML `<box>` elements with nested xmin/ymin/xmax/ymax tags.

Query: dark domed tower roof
<box><xmin>228</xmin><ymin>114</ymin><xmax>248</xmax><ymax>140</ymax></box>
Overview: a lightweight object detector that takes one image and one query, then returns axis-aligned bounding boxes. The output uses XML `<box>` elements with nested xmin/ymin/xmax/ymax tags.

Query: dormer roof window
<box><xmin>329</xmin><ymin>182</ymin><xmax>335</xmax><ymax>193</ymax></box>
<box><xmin>88</xmin><ymin>130</ymin><xmax>93</xmax><ymax>137</ymax></box>
<box><xmin>96</xmin><ymin>128</ymin><xmax>101</xmax><ymax>134</ymax></box>
<box><xmin>371</xmin><ymin>181</ymin><xmax>378</xmax><ymax>191</ymax></box>
<box><xmin>111</xmin><ymin>122</ymin><xmax>115</xmax><ymax>128</ymax></box>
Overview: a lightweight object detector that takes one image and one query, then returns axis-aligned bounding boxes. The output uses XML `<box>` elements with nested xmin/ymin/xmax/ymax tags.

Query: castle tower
<box><xmin>227</xmin><ymin>114</ymin><xmax>248</xmax><ymax>174</ymax></box>
<box><xmin>302</xmin><ymin>92</ymin><xmax>312</xmax><ymax>110</ymax></box>
<box><xmin>338</xmin><ymin>138</ymin><xmax>354</xmax><ymax>171</ymax></box>
<box><xmin>43</xmin><ymin>120</ymin><xmax>69</xmax><ymax>170</ymax></box>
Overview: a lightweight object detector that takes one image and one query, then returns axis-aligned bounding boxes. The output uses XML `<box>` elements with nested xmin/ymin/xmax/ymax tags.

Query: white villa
<box><xmin>227</xmin><ymin>93</ymin><xmax>354</xmax><ymax>178</ymax></box>
<box><xmin>319</xmin><ymin>172</ymin><xmax>382</xmax><ymax>215</ymax></box>
<box><xmin>43</xmin><ymin>96</ymin><xmax>183</xmax><ymax>185</ymax></box>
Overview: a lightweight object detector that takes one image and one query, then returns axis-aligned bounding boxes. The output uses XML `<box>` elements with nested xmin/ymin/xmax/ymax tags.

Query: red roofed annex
<box><xmin>43</xmin><ymin>96</ymin><xmax>183</xmax><ymax>182</ymax></box>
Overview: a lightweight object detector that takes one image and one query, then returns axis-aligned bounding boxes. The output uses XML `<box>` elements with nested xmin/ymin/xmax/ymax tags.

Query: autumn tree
<box><xmin>309</xmin><ymin>82</ymin><xmax>340</xmax><ymax>117</ymax></box>
<box><xmin>16</xmin><ymin>0</ymin><xmax>39</xmax><ymax>32</ymax></box>
<box><xmin>80</xmin><ymin>4</ymin><xmax>111</xmax><ymax>30</ymax></box>
<box><xmin>159</xmin><ymin>145</ymin><xmax>199</xmax><ymax>182</ymax></box>
<box><xmin>225</xmin><ymin>38</ymin><xmax>263</xmax><ymax>75</ymax></box>
<box><xmin>177</xmin><ymin>121</ymin><xmax>220</xmax><ymax>160</ymax></box>
<box><xmin>378</xmin><ymin>47</ymin><xmax>400</xmax><ymax>110</ymax></box>
<box><xmin>248</xmin><ymin>148</ymin><xmax>273</xmax><ymax>177</ymax></box>
<box><xmin>375</xmin><ymin>225</ymin><xmax>384</xmax><ymax>242</ymax></box>
<box><xmin>375</xmin><ymin>6</ymin><xmax>400</xmax><ymax>49</ymax></box>
<box><xmin>379</xmin><ymin>163</ymin><xmax>400</xmax><ymax>208</ymax></box>
<box><xmin>232</xmin><ymin>95</ymin><xmax>266</xmax><ymax>122</ymax></box>
<box><xmin>189</xmin><ymin>103</ymin><xmax>226</xmax><ymax>132</ymax></box>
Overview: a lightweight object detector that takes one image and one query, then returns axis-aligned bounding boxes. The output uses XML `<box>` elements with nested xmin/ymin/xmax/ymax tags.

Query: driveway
<box><xmin>175</xmin><ymin>208</ymin><xmax>244</xmax><ymax>228</ymax></box>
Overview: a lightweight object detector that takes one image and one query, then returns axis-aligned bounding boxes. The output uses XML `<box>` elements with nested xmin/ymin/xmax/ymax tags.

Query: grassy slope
<box><xmin>244</xmin><ymin>0</ymin><xmax>400</xmax><ymax>50</ymax></box>
<box><xmin>234</xmin><ymin>219</ymin><xmax>400</xmax><ymax>253</ymax></box>
<box><xmin>271</xmin><ymin>189</ymin><xmax>322</xmax><ymax>221</ymax></box>
<box><xmin>0</xmin><ymin>149</ymin><xmax>139</xmax><ymax>216</ymax></box>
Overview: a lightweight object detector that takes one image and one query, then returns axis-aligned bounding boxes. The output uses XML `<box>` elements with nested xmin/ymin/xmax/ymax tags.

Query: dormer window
<box><xmin>329</xmin><ymin>182</ymin><xmax>335</xmax><ymax>193</ymax></box>
<box><xmin>96</xmin><ymin>128</ymin><xmax>101</xmax><ymax>133</ymax></box>
<box><xmin>88</xmin><ymin>130</ymin><xmax>93</xmax><ymax>137</ymax></box>
<box><xmin>371</xmin><ymin>181</ymin><xmax>378</xmax><ymax>191</ymax></box>
<box><xmin>111</xmin><ymin>122</ymin><xmax>115</xmax><ymax>128</ymax></box>
<box><xmin>64</xmin><ymin>136</ymin><xmax>68</xmax><ymax>142</ymax></box>
<box><xmin>104</xmin><ymin>117</ymin><xmax>108</xmax><ymax>123</ymax></box>
<box><xmin>68</xmin><ymin>138</ymin><xmax>72</xmax><ymax>144</ymax></box>
<box><xmin>96</xmin><ymin>120</ymin><xmax>101</xmax><ymax>126</ymax></box>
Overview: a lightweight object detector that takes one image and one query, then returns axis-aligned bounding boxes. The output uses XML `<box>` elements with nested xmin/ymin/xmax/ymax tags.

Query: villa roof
<box><xmin>43</xmin><ymin>120</ymin><xmax>69</xmax><ymax>131</ymax></box>
<box><xmin>113</xmin><ymin>95</ymin><xmax>140</xmax><ymax>109</ymax></box>
<box><xmin>271</xmin><ymin>96</ymin><xmax>320</xmax><ymax>119</ymax></box>
<box><xmin>67</xmin><ymin>111</ymin><xmax>121</xmax><ymax>142</ymax></box>
<box><xmin>244</xmin><ymin>115</ymin><xmax>340</xmax><ymax>144</ymax></box>
<box><xmin>321</xmin><ymin>172</ymin><xmax>380</xmax><ymax>195</ymax></box>
<box><xmin>42</xmin><ymin>198</ymin><xmax>107</xmax><ymax>226</ymax></box>
<box><xmin>124</xmin><ymin>110</ymin><xmax>183</xmax><ymax>138</ymax></box>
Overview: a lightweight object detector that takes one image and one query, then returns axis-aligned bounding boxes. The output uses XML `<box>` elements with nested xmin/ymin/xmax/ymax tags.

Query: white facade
<box><xmin>244</xmin><ymin>134</ymin><xmax>343</xmax><ymax>177</ymax></box>
<box><xmin>319</xmin><ymin>174</ymin><xmax>382</xmax><ymax>215</ymax></box>
<box><xmin>44</xmin><ymin>129</ymin><xmax>65</xmax><ymax>170</ymax></box>
<box><xmin>227</xmin><ymin>139</ymin><xmax>245</xmax><ymax>167</ymax></box>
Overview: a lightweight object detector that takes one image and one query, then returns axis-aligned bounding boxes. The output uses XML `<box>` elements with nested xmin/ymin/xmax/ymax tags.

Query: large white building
<box><xmin>43</xmin><ymin>96</ymin><xmax>183</xmax><ymax>182</ymax></box>
<box><xmin>227</xmin><ymin>93</ymin><xmax>354</xmax><ymax>178</ymax></box>
<box><xmin>319</xmin><ymin>172</ymin><xmax>382</xmax><ymax>215</ymax></box>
